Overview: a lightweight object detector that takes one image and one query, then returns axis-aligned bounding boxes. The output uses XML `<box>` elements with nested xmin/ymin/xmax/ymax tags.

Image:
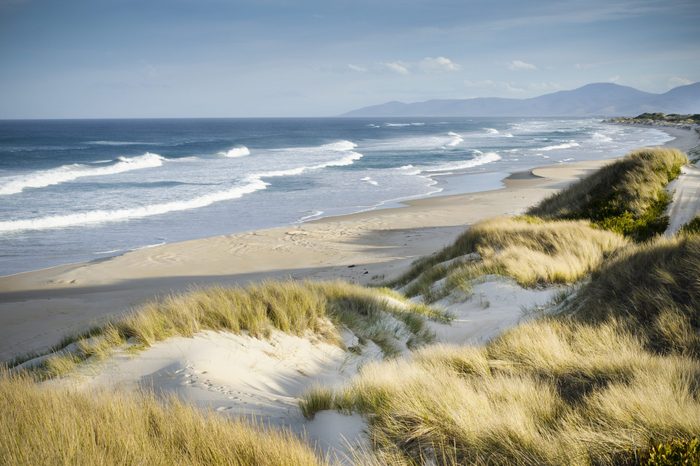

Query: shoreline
<box><xmin>0</xmin><ymin>125</ymin><xmax>697</xmax><ymax>361</ymax></box>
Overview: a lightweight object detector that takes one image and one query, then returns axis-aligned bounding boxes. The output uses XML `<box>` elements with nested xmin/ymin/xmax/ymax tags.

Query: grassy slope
<box><xmin>0</xmin><ymin>371</ymin><xmax>324</xmax><ymax>466</ymax></box>
<box><xmin>301</xmin><ymin>235</ymin><xmax>700</xmax><ymax>465</ymax></box>
<box><xmin>528</xmin><ymin>147</ymin><xmax>687</xmax><ymax>241</ymax></box>
<box><xmin>12</xmin><ymin>280</ymin><xmax>448</xmax><ymax>379</ymax></box>
<box><xmin>391</xmin><ymin>217</ymin><xmax>626</xmax><ymax>302</ymax></box>
<box><xmin>299</xmin><ymin>148</ymin><xmax>699</xmax><ymax>464</ymax></box>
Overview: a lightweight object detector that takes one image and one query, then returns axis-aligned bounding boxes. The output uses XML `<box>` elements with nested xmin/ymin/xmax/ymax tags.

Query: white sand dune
<box><xmin>428</xmin><ymin>276</ymin><xmax>565</xmax><ymax>345</ymax></box>
<box><xmin>53</xmin><ymin>328</ymin><xmax>381</xmax><ymax>463</ymax></box>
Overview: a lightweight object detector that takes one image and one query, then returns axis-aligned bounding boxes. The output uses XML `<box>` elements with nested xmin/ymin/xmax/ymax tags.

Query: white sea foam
<box><xmin>0</xmin><ymin>178</ymin><xmax>268</xmax><ymax>233</ymax></box>
<box><xmin>0</xmin><ymin>152</ymin><xmax>166</xmax><ymax>196</ymax></box>
<box><xmin>361</xmin><ymin>176</ymin><xmax>379</xmax><ymax>186</ymax></box>
<box><xmin>94</xmin><ymin>248</ymin><xmax>123</xmax><ymax>255</ymax></box>
<box><xmin>298</xmin><ymin>210</ymin><xmax>325</xmax><ymax>222</ymax></box>
<box><xmin>369</xmin><ymin>133</ymin><xmax>465</xmax><ymax>152</ymax></box>
<box><xmin>481</xmin><ymin>128</ymin><xmax>513</xmax><ymax>138</ymax></box>
<box><xmin>397</xmin><ymin>164</ymin><xmax>422</xmax><ymax>175</ymax></box>
<box><xmin>384</xmin><ymin>122</ymin><xmax>425</xmax><ymax>127</ymax></box>
<box><xmin>446</xmin><ymin>132</ymin><xmax>464</xmax><ymax>147</ymax></box>
<box><xmin>0</xmin><ymin>141</ymin><xmax>363</xmax><ymax>232</ymax></box>
<box><xmin>255</xmin><ymin>141</ymin><xmax>362</xmax><ymax>178</ymax></box>
<box><xmin>591</xmin><ymin>132</ymin><xmax>613</xmax><ymax>143</ymax></box>
<box><xmin>426</xmin><ymin>150</ymin><xmax>502</xmax><ymax>172</ymax></box>
<box><xmin>539</xmin><ymin>141</ymin><xmax>580</xmax><ymax>151</ymax></box>
<box><xmin>218</xmin><ymin>146</ymin><xmax>250</xmax><ymax>158</ymax></box>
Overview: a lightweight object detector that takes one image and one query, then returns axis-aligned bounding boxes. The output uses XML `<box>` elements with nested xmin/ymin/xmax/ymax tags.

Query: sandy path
<box><xmin>666</xmin><ymin>162</ymin><xmax>700</xmax><ymax>235</ymax></box>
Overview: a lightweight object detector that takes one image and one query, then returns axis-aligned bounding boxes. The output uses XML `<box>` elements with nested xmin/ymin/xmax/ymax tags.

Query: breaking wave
<box><xmin>539</xmin><ymin>141</ymin><xmax>580</xmax><ymax>151</ymax></box>
<box><xmin>0</xmin><ymin>141</ymin><xmax>363</xmax><ymax>232</ymax></box>
<box><xmin>426</xmin><ymin>150</ymin><xmax>502</xmax><ymax>172</ymax></box>
<box><xmin>218</xmin><ymin>146</ymin><xmax>250</xmax><ymax>158</ymax></box>
<box><xmin>0</xmin><ymin>153</ymin><xmax>166</xmax><ymax>196</ymax></box>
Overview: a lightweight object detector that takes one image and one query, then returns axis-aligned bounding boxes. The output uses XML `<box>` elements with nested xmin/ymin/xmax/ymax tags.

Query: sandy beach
<box><xmin>1</xmin><ymin>126</ymin><xmax>697</xmax><ymax>362</ymax></box>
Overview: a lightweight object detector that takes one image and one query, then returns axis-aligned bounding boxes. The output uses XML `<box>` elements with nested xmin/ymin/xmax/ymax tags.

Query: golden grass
<box><xmin>0</xmin><ymin>370</ymin><xmax>324</xmax><ymax>466</ymax></box>
<box><xmin>302</xmin><ymin>325</ymin><xmax>700</xmax><ymax>464</ymax></box>
<box><xmin>15</xmin><ymin>280</ymin><xmax>448</xmax><ymax>378</ymax></box>
<box><xmin>528</xmin><ymin>147</ymin><xmax>687</xmax><ymax>240</ymax></box>
<box><xmin>567</xmin><ymin>234</ymin><xmax>700</xmax><ymax>356</ymax></box>
<box><xmin>394</xmin><ymin>217</ymin><xmax>627</xmax><ymax>301</ymax></box>
<box><xmin>301</xmin><ymin>235</ymin><xmax>700</xmax><ymax>465</ymax></box>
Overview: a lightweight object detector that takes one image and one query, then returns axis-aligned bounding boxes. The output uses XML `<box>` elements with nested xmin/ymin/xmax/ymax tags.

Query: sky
<box><xmin>0</xmin><ymin>0</ymin><xmax>699</xmax><ymax>118</ymax></box>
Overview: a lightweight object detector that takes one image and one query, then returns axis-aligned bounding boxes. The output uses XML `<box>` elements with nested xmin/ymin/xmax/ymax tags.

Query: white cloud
<box><xmin>383</xmin><ymin>61</ymin><xmax>410</xmax><ymax>75</ymax></box>
<box><xmin>508</xmin><ymin>60</ymin><xmax>537</xmax><ymax>71</ymax></box>
<box><xmin>668</xmin><ymin>76</ymin><xmax>693</xmax><ymax>87</ymax></box>
<box><xmin>607</xmin><ymin>75</ymin><xmax>621</xmax><ymax>83</ymax></box>
<box><xmin>420</xmin><ymin>56</ymin><xmax>460</xmax><ymax>72</ymax></box>
<box><xmin>347</xmin><ymin>64</ymin><xmax>367</xmax><ymax>72</ymax></box>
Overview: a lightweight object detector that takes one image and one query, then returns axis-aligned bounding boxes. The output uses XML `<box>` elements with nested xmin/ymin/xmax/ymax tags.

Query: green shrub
<box><xmin>680</xmin><ymin>217</ymin><xmax>700</xmax><ymax>235</ymax></box>
<box><xmin>643</xmin><ymin>438</ymin><xmax>700</xmax><ymax>466</ymax></box>
<box><xmin>529</xmin><ymin>147</ymin><xmax>687</xmax><ymax>241</ymax></box>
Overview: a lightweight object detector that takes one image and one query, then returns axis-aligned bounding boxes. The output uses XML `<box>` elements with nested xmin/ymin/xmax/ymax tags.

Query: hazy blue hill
<box><xmin>651</xmin><ymin>82</ymin><xmax>700</xmax><ymax>114</ymax></box>
<box><xmin>342</xmin><ymin>82</ymin><xmax>700</xmax><ymax>117</ymax></box>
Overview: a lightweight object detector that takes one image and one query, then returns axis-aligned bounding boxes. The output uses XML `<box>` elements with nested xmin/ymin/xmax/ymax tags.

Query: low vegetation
<box><xmin>567</xmin><ymin>234</ymin><xmax>700</xmax><ymax>357</ymax></box>
<box><xmin>12</xmin><ymin>281</ymin><xmax>448</xmax><ymax>379</ymax></box>
<box><xmin>680</xmin><ymin>216</ymin><xmax>700</xmax><ymax>235</ymax></box>
<box><xmin>0</xmin><ymin>370</ymin><xmax>324</xmax><ymax>466</ymax></box>
<box><xmin>301</xmin><ymin>235</ymin><xmax>700</xmax><ymax>465</ymax></box>
<box><xmin>528</xmin><ymin>147</ymin><xmax>687</xmax><ymax>240</ymax></box>
<box><xmin>609</xmin><ymin>112</ymin><xmax>700</xmax><ymax>126</ymax></box>
<box><xmin>390</xmin><ymin>217</ymin><xmax>626</xmax><ymax>301</ymax></box>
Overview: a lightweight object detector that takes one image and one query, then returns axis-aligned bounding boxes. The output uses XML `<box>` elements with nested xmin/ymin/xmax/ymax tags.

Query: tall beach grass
<box><xmin>12</xmin><ymin>280</ymin><xmax>447</xmax><ymax>379</ymax></box>
<box><xmin>301</xmin><ymin>235</ymin><xmax>700</xmax><ymax>465</ymax></box>
<box><xmin>0</xmin><ymin>370</ymin><xmax>324</xmax><ymax>466</ymax></box>
<box><xmin>392</xmin><ymin>217</ymin><xmax>626</xmax><ymax>301</ymax></box>
<box><xmin>528</xmin><ymin>147</ymin><xmax>687</xmax><ymax>240</ymax></box>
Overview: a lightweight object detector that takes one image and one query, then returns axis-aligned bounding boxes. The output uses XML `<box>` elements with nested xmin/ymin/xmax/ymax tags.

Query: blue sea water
<box><xmin>0</xmin><ymin>117</ymin><xmax>672</xmax><ymax>276</ymax></box>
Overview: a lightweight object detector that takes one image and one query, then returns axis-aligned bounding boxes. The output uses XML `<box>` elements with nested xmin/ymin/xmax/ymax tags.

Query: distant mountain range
<box><xmin>342</xmin><ymin>82</ymin><xmax>700</xmax><ymax>117</ymax></box>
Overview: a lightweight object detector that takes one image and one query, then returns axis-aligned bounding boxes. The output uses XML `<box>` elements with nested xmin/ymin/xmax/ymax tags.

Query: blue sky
<box><xmin>1</xmin><ymin>0</ymin><xmax>699</xmax><ymax>118</ymax></box>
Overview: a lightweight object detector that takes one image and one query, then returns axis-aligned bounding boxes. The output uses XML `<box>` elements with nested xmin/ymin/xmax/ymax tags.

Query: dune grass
<box><xmin>528</xmin><ymin>147</ymin><xmax>687</xmax><ymax>241</ymax></box>
<box><xmin>300</xmin><ymin>235</ymin><xmax>700</xmax><ymax>465</ymax></box>
<box><xmin>680</xmin><ymin>216</ymin><xmax>700</xmax><ymax>235</ymax></box>
<box><xmin>12</xmin><ymin>280</ymin><xmax>448</xmax><ymax>379</ymax></box>
<box><xmin>567</xmin><ymin>234</ymin><xmax>700</xmax><ymax>357</ymax></box>
<box><xmin>390</xmin><ymin>217</ymin><xmax>626</xmax><ymax>302</ymax></box>
<box><xmin>0</xmin><ymin>370</ymin><xmax>324</xmax><ymax>466</ymax></box>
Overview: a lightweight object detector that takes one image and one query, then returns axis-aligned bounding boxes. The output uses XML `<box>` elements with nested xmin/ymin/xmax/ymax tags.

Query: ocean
<box><xmin>0</xmin><ymin>117</ymin><xmax>671</xmax><ymax>276</ymax></box>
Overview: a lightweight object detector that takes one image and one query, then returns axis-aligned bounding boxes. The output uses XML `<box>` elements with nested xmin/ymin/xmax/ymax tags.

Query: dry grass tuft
<box><xmin>392</xmin><ymin>217</ymin><xmax>626</xmax><ymax>301</ymax></box>
<box><xmin>528</xmin><ymin>147</ymin><xmax>687</xmax><ymax>240</ymax></box>
<box><xmin>301</xmin><ymin>235</ymin><xmax>700</xmax><ymax>465</ymax></box>
<box><xmin>567</xmin><ymin>234</ymin><xmax>700</xmax><ymax>356</ymax></box>
<box><xmin>13</xmin><ymin>280</ymin><xmax>447</xmax><ymax>378</ymax></box>
<box><xmin>0</xmin><ymin>370</ymin><xmax>324</xmax><ymax>466</ymax></box>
